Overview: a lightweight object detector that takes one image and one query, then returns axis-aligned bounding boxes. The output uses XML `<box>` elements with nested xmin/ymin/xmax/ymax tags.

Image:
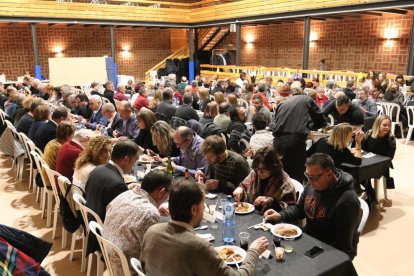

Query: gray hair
<box><xmin>102</xmin><ymin>102</ymin><xmax>116</xmax><ymax>112</ymax></box>
<box><xmin>74</xmin><ymin>129</ymin><xmax>94</xmax><ymax>142</ymax></box>
<box><xmin>90</xmin><ymin>95</ymin><xmax>102</xmax><ymax>104</ymax></box>
<box><xmin>291</xmin><ymin>87</ymin><xmax>303</xmax><ymax>95</ymax></box>
<box><xmin>176</xmin><ymin>126</ymin><xmax>193</xmax><ymax>139</ymax></box>
<box><xmin>15</xmin><ymin>93</ymin><xmax>26</xmax><ymax>105</ymax></box>
<box><xmin>326</xmin><ymin>80</ymin><xmax>336</xmax><ymax>90</ymax></box>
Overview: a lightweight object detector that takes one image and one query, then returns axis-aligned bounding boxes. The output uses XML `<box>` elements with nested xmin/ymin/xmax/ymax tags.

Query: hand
<box><xmin>146</xmin><ymin>149</ymin><xmax>156</xmax><ymax>156</ymax></box>
<box><xmin>243</xmin><ymin>149</ymin><xmax>254</xmax><ymax>158</ymax></box>
<box><xmin>113</xmin><ymin>130</ymin><xmax>120</xmax><ymax>138</ymax></box>
<box><xmin>96</xmin><ymin>124</ymin><xmax>103</xmax><ymax>131</ymax></box>
<box><xmin>354</xmin><ymin>130</ymin><xmax>365</xmax><ymax>144</ymax></box>
<box><xmin>250</xmin><ymin>236</ymin><xmax>269</xmax><ymax>255</ymax></box>
<box><xmin>264</xmin><ymin>209</ymin><xmax>282</xmax><ymax>222</ymax></box>
<box><xmin>205</xmin><ymin>179</ymin><xmax>219</xmax><ymax>190</ymax></box>
<box><xmin>233</xmin><ymin>187</ymin><xmax>244</xmax><ymax>203</ymax></box>
<box><xmin>254</xmin><ymin>196</ymin><xmax>273</xmax><ymax>207</ymax></box>
<box><xmin>158</xmin><ymin>205</ymin><xmax>170</xmax><ymax>217</ymax></box>
<box><xmin>195</xmin><ymin>170</ymin><xmax>205</xmax><ymax>181</ymax></box>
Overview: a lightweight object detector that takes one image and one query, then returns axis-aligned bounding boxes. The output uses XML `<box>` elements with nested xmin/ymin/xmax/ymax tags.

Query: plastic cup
<box><xmin>275</xmin><ymin>247</ymin><xmax>285</xmax><ymax>261</ymax></box>
<box><xmin>239</xmin><ymin>232</ymin><xmax>250</xmax><ymax>250</ymax></box>
<box><xmin>284</xmin><ymin>238</ymin><xmax>294</xmax><ymax>253</ymax></box>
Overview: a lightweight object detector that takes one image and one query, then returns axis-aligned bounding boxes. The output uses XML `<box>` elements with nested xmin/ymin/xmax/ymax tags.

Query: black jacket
<box><xmin>280</xmin><ymin>169</ymin><xmax>360</xmax><ymax>259</ymax></box>
<box><xmin>175</xmin><ymin>104</ymin><xmax>199</xmax><ymax>121</ymax></box>
<box><xmin>322</xmin><ymin>101</ymin><xmax>364</xmax><ymax>126</ymax></box>
<box><xmin>33</xmin><ymin>120</ymin><xmax>57</xmax><ymax>152</ymax></box>
<box><xmin>156</xmin><ymin>100</ymin><xmax>177</xmax><ymax>120</ymax></box>
<box><xmin>107</xmin><ymin>113</ymin><xmax>123</xmax><ymax>137</ymax></box>
<box><xmin>226</xmin><ymin>120</ymin><xmax>250</xmax><ymax>154</ymax></box>
<box><xmin>134</xmin><ymin>129</ymin><xmax>158</xmax><ymax>153</ymax></box>
<box><xmin>103</xmin><ymin>89</ymin><xmax>115</xmax><ymax>106</ymax></box>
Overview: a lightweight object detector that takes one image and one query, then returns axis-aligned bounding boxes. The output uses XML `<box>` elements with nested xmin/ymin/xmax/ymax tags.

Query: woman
<box><xmin>315</xmin><ymin>86</ymin><xmax>328</xmax><ymax>108</ymax></box>
<box><xmin>214</xmin><ymin>91</ymin><xmax>225</xmax><ymax>106</ymax></box>
<box><xmin>227</xmin><ymin>93</ymin><xmax>238</xmax><ymax>106</ymax></box>
<box><xmin>11</xmin><ymin>94</ymin><xmax>25</xmax><ymax>122</ymax></box>
<box><xmin>44</xmin><ymin>84</ymin><xmax>57</xmax><ymax>105</ymax></box>
<box><xmin>73</xmin><ymin>136</ymin><xmax>112</xmax><ymax>192</ymax></box>
<box><xmin>150</xmin><ymin>121</ymin><xmax>179</xmax><ymax>158</ymax></box>
<box><xmin>28</xmin><ymin>105</ymin><xmax>50</xmax><ymax>141</ymax></box>
<box><xmin>362</xmin><ymin>115</ymin><xmax>396</xmax><ymax>191</ymax></box>
<box><xmin>233</xmin><ymin>146</ymin><xmax>296</xmax><ymax>212</ymax></box>
<box><xmin>4</xmin><ymin>87</ymin><xmax>18</xmax><ymax>117</ymax></box>
<box><xmin>307</xmin><ymin>123</ymin><xmax>364</xmax><ymax>168</ymax></box>
<box><xmin>197</xmin><ymin>88</ymin><xmax>211</xmax><ymax>112</ymax></box>
<box><xmin>148</xmin><ymin>90</ymin><xmax>162</xmax><ymax>111</ymax></box>
<box><xmin>199</xmin><ymin>101</ymin><xmax>218</xmax><ymax>126</ymax></box>
<box><xmin>370</xmin><ymin>79</ymin><xmax>382</xmax><ymax>101</ymax></box>
<box><xmin>378</xmin><ymin>72</ymin><xmax>388</xmax><ymax>93</ymax></box>
<box><xmin>134</xmin><ymin>107</ymin><xmax>158</xmax><ymax>152</ymax></box>
<box><xmin>242</xmin><ymin>83</ymin><xmax>254</xmax><ymax>102</ymax></box>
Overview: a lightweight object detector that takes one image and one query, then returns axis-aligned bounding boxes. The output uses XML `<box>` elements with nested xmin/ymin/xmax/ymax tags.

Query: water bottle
<box><xmin>222</xmin><ymin>195</ymin><xmax>236</xmax><ymax>244</ymax></box>
<box><xmin>101</xmin><ymin>127</ymin><xmax>108</xmax><ymax>136</ymax></box>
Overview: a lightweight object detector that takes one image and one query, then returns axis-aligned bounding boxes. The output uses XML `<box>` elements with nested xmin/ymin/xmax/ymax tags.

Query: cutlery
<box><xmin>194</xmin><ymin>225</ymin><xmax>208</xmax><ymax>231</ymax></box>
<box><xmin>229</xmin><ymin>255</ymin><xmax>240</xmax><ymax>269</ymax></box>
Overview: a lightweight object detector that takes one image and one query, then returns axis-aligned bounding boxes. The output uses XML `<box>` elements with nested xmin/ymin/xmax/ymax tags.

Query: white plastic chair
<box><xmin>26</xmin><ymin>141</ymin><xmax>42</xmax><ymax>198</ymax></box>
<box><xmin>290</xmin><ymin>179</ymin><xmax>304</xmax><ymax>203</ymax></box>
<box><xmin>89</xmin><ymin>221</ymin><xmax>132</xmax><ymax>276</ymax></box>
<box><xmin>72</xmin><ymin>193</ymin><xmax>104</xmax><ymax>276</ymax></box>
<box><xmin>130</xmin><ymin>258</ymin><xmax>146</xmax><ymax>276</ymax></box>
<box><xmin>379</xmin><ymin>102</ymin><xmax>404</xmax><ymax>138</ymax></box>
<box><xmin>358</xmin><ymin>198</ymin><xmax>369</xmax><ymax>234</ymax></box>
<box><xmin>102</xmin><ymin>97</ymin><xmax>110</xmax><ymax>104</ymax></box>
<box><xmin>374</xmin><ymin>176</ymin><xmax>388</xmax><ymax>201</ymax></box>
<box><xmin>327</xmin><ymin>114</ymin><xmax>335</xmax><ymax>126</ymax></box>
<box><xmin>405</xmin><ymin>106</ymin><xmax>414</xmax><ymax>144</ymax></box>
<box><xmin>30</xmin><ymin>150</ymin><xmax>54</xmax><ymax>227</ymax></box>
<box><xmin>19</xmin><ymin>133</ymin><xmax>35</xmax><ymax>189</ymax></box>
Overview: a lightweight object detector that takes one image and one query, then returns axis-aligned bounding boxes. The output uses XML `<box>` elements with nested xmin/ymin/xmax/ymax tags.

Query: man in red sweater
<box><xmin>114</xmin><ymin>84</ymin><xmax>129</xmax><ymax>102</ymax></box>
<box><xmin>133</xmin><ymin>87</ymin><xmax>149</xmax><ymax>111</ymax></box>
<box><xmin>56</xmin><ymin>129</ymin><xmax>93</xmax><ymax>181</ymax></box>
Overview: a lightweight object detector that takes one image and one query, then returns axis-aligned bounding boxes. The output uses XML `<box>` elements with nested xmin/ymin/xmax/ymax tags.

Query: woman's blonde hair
<box><xmin>328</xmin><ymin>123</ymin><xmax>353</xmax><ymax>150</ymax></box>
<box><xmin>199</xmin><ymin>88</ymin><xmax>209</xmax><ymax>100</ymax></box>
<box><xmin>150</xmin><ymin>121</ymin><xmax>175</xmax><ymax>156</ymax></box>
<box><xmin>22</xmin><ymin>96</ymin><xmax>43</xmax><ymax>110</ymax></box>
<box><xmin>227</xmin><ymin>94</ymin><xmax>238</xmax><ymax>105</ymax></box>
<box><xmin>371</xmin><ymin>115</ymin><xmax>392</xmax><ymax>139</ymax></box>
<box><xmin>214</xmin><ymin>91</ymin><xmax>225</xmax><ymax>105</ymax></box>
<box><xmin>75</xmin><ymin>136</ymin><xmax>112</xmax><ymax>170</ymax></box>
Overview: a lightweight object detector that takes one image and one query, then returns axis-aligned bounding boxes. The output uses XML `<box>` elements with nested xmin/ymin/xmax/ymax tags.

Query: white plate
<box><xmin>123</xmin><ymin>175</ymin><xmax>137</xmax><ymax>184</ymax></box>
<box><xmin>215</xmin><ymin>245</ymin><xmax>247</xmax><ymax>265</ymax></box>
<box><xmin>139</xmin><ymin>155</ymin><xmax>155</xmax><ymax>163</ymax></box>
<box><xmin>271</xmin><ymin>223</ymin><xmax>302</xmax><ymax>240</ymax></box>
<box><xmin>234</xmin><ymin>202</ymin><xmax>255</xmax><ymax>215</ymax></box>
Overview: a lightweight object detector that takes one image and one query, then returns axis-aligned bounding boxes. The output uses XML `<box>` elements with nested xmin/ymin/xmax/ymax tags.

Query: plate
<box><xmin>123</xmin><ymin>175</ymin><xmax>137</xmax><ymax>184</ymax></box>
<box><xmin>271</xmin><ymin>223</ymin><xmax>302</xmax><ymax>240</ymax></box>
<box><xmin>139</xmin><ymin>155</ymin><xmax>155</xmax><ymax>163</ymax></box>
<box><xmin>234</xmin><ymin>202</ymin><xmax>255</xmax><ymax>214</ymax></box>
<box><xmin>215</xmin><ymin>245</ymin><xmax>247</xmax><ymax>265</ymax></box>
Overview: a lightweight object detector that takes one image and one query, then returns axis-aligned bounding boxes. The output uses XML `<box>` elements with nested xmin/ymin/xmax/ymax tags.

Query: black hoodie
<box><xmin>280</xmin><ymin>169</ymin><xmax>360</xmax><ymax>259</ymax></box>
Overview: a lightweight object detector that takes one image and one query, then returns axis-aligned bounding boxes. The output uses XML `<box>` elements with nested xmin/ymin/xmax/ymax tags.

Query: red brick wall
<box><xmin>218</xmin><ymin>14</ymin><xmax>413</xmax><ymax>74</ymax></box>
<box><xmin>0</xmin><ymin>24</ymin><xmax>171</xmax><ymax>82</ymax></box>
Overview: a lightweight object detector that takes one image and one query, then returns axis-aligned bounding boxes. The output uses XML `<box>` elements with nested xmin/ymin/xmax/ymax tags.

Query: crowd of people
<box><xmin>0</xmin><ymin>69</ymin><xmax>409</xmax><ymax>275</ymax></box>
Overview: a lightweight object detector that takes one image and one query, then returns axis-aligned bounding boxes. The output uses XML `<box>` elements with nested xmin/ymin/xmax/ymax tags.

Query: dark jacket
<box><xmin>175</xmin><ymin>104</ymin><xmax>199</xmax><ymax>121</ymax></box>
<box><xmin>361</xmin><ymin>130</ymin><xmax>396</xmax><ymax>168</ymax></box>
<box><xmin>103</xmin><ymin>89</ymin><xmax>115</xmax><ymax>106</ymax></box>
<box><xmin>134</xmin><ymin>129</ymin><xmax>158</xmax><ymax>153</ymax></box>
<box><xmin>107</xmin><ymin>113</ymin><xmax>123</xmax><ymax>137</ymax></box>
<box><xmin>16</xmin><ymin>113</ymin><xmax>34</xmax><ymax>135</ymax></box>
<box><xmin>322</xmin><ymin>101</ymin><xmax>364</xmax><ymax>126</ymax></box>
<box><xmin>89</xmin><ymin>108</ymin><xmax>108</xmax><ymax>130</ymax></box>
<box><xmin>33</xmin><ymin>120</ymin><xmax>57</xmax><ymax>152</ymax></box>
<box><xmin>156</xmin><ymin>100</ymin><xmax>177</xmax><ymax>120</ymax></box>
<box><xmin>28</xmin><ymin>120</ymin><xmax>46</xmax><ymax>141</ymax></box>
<box><xmin>226</xmin><ymin>120</ymin><xmax>251</xmax><ymax>154</ymax></box>
<box><xmin>280</xmin><ymin>169</ymin><xmax>360</xmax><ymax>259</ymax></box>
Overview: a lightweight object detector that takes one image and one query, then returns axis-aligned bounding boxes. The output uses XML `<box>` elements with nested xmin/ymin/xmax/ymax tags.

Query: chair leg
<box><xmin>28</xmin><ymin>164</ymin><xmax>33</xmax><ymax>191</ymax></box>
<box><xmin>97</xmin><ymin>254</ymin><xmax>104</xmax><ymax>276</ymax></box>
<box><xmin>70</xmin><ymin>233</ymin><xmax>76</xmax><ymax>261</ymax></box>
<box><xmin>81</xmin><ymin>235</ymin><xmax>88</xmax><ymax>272</ymax></box>
<box><xmin>399</xmin><ymin>123</ymin><xmax>405</xmax><ymax>139</ymax></box>
<box><xmin>52</xmin><ymin>205</ymin><xmax>58</xmax><ymax>239</ymax></box>
<box><xmin>87</xmin><ymin>254</ymin><xmax>93</xmax><ymax>276</ymax></box>
<box><xmin>406</xmin><ymin>127</ymin><xmax>413</xmax><ymax>144</ymax></box>
<box><xmin>41</xmin><ymin>188</ymin><xmax>46</xmax><ymax>217</ymax></box>
<box><xmin>391</xmin><ymin>123</ymin><xmax>396</xmax><ymax>137</ymax></box>
<box><xmin>62</xmin><ymin>227</ymin><xmax>68</xmax><ymax>249</ymax></box>
<box><xmin>374</xmin><ymin>179</ymin><xmax>379</xmax><ymax>200</ymax></box>
<box><xmin>46</xmin><ymin>192</ymin><xmax>53</xmax><ymax>227</ymax></box>
<box><xmin>383</xmin><ymin>177</ymin><xmax>388</xmax><ymax>200</ymax></box>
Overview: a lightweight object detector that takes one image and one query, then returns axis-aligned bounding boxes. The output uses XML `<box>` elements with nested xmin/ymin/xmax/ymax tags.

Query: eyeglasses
<box><xmin>174</xmin><ymin>139</ymin><xmax>188</xmax><ymax>147</ymax></box>
<box><xmin>304</xmin><ymin>171</ymin><xmax>325</xmax><ymax>181</ymax></box>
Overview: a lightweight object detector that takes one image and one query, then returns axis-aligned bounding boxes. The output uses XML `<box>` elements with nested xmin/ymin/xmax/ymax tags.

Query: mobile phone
<box><xmin>304</xmin><ymin>246</ymin><xmax>324</xmax><ymax>258</ymax></box>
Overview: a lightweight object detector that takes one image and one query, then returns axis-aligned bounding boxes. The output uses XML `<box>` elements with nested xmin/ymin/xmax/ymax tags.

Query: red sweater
<box><xmin>56</xmin><ymin>140</ymin><xmax>83</xmax><ymax>181</ymax></box>
<box><xmin>133</xmin><ymin>95</ymin><xmax>149</xmax><ymax>111</ymax></box>
<box><xmin>114</xmin><ymin>91</ymin><xmax>129</xmax><ymax>101</ymax></box>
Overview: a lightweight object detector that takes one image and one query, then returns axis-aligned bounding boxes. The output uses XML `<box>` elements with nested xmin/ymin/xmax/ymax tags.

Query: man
<box><xmin>322</xmin><ymin>95</ymin><xmax>365</xmax><ymax>126</ymax></box>
<box><xmin>103</xmin><ymin>81</ymin><xmax>116</xmax><ymax>106</ymax></box>
<box><xmin>99</xmin><ymin>102</ymin><xmax>122</xmax><ymax>137</ymax></box>
<box><xmin>196</xmin><ymin>135</ymin><xmax>250</xmax><ymax>194</ymax></box>
<box><xmin>114</xmin><ymin>84</ymin><xmax>129</xmax><ymax>102</ymax></box>
<box><xmin>227</xmin><ymin>105</ymin><xmax>250</xmax><ymax>154</ymax></box>
<box><xmin>236</xmin><ymin>72</ymin><xmax>246</xmax><ymax>88</ymax></box>
<box><xmin>175</xmin><ymin>93</ymin><xmax>199</xmax><ymax>121</ymax></box>
<box><xmin>74</xmin><ymin>94</ymin><xmax>92</xmax><ymax>119</ymax></box>
<box><xmin>264</xmin><ymin>153</ymin><xmax>360</xmax><ymax>259</ymax></box>
<box><xmin>90</xmin><ymin>81</ymin><xmax>101</xmax><ymax>96</ymax></box>
<box><xmin>56</xmin><ymin>128</ymin><xmax>92</xmax><ymax>181</ymax></box>
<box><xmin>176</xmin><ymin>76</ymin><xmax>188</xmax><ymax>94</ymax></box>
<box><xmin>33</xmin><ymin>106</ymin><xmax>69</xmax><ymax>152</ymax></box>
<box><xmin>249</xmin><ymin>113</ymin><xmax>273</xmax><ymax>153</ymax></box>
<box><xmin>85</xmin><ymin>95</ymin><xmax>107</xmax><ymax>130</ymax></box>
<box><xmin>214</xmin><ymin>102</ymin><xmax>231</xmax><ymax>130</ymax></box>
<box><xmin>141</xmin><ymin>181</ymin><xmax>269</xmax><ymax>276</ymax></box>
<box><xmin>103</xmin><ymin>171</ymin><xmax>171</xmax><ymax>275</ymax></box>
<box><xmin>320</xmin><ymin>58</ymin><xmax>329</xmax><ymax>71</ymax></box>
<box><xmin>132</xmin><ymin>87</ymin><xmax>149</xmax><ymax>111</ymax></box>
<box><xmin>212</xmin><ymin>80</ymin><xmax>225</xmax><ymax>93</ymax></box>
<box><xmin>114</xmin><ymin>101</ymin><xmax>139</xmax><ymax>140</ymax></box>
<box><xmin>251</xmin><ymin>84</ymin><xmax>272</xmax><ymax>111</ymax></box>
<box><xmin>171</xmin><ymin>126</ymin><xmax>207</xmax><ymax>177</ymax></box>
<box><xmin>156</xmin><ymin>88</ymin><xmax>177</xmax><ymax>120</ymax></box>
<box><xmin>352</xmin><ymin>87</ymin><xmax>378</xmax><ymax>117</ymax></box>
<box><xmin>247</xmin><ymin>94</ymin><xmax>272</xmax><ymax>124</ymax></box>
<box><xmin>271</xmin><ymin>88</ymin><xmax>326</xmax><ymax>182</ymax></box>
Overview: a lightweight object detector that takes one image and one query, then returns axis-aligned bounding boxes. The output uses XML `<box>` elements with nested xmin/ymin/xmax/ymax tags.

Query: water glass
<box><xmin>283</xmin><ymin>238</ymin><xmax>294</xmax><ymax>253</ymax></box>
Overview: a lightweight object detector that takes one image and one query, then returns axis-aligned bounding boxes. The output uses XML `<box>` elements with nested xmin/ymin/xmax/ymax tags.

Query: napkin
<box><xmin>196</xmin><ymin>233</ymin><xmax>215</xmax><ymax>242</ymax></box>
<box><xmin>260</xmin><ymin>249</ymin><xmax>272</xmax><ymax>259</ymax></box>
<box><xmin>205</xmin><ymin>193</ymin><xmax>218</xmax><ymax>199</ymax></box>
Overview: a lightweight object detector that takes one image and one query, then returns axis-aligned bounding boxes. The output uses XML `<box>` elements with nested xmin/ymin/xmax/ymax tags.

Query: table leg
<box><xmin>374</xmin><ymin>179</ymin><xmax>379</xmax><ymax>201</ymax></box>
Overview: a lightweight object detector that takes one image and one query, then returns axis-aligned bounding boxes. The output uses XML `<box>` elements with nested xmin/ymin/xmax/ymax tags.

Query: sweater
<box><xmin>56</xmin><ymin>140</ymin><xmax>83</xmax><ymax>181</ymax></box>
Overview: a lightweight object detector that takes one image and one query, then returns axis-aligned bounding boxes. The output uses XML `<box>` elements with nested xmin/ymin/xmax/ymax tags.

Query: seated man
<box><xmin>156</xmin><ymin>88</ymin><xmax>177</xmax><ymax>120</ymax></box>
<box><xmin>113</xmin><ymin>101</ymin><xmax>140</xmax><ymax>140</ymax></box>
<box><xmin>74</xmin><ymin>94</ymin><xmax>92</xmax><ymax>119</ymax></box>
<box><xmin>196</xmin><ymin>135</ymin><xmax>250</xmax><ymax>195</ymax></box>
<box><xmin>140</xmin><ymin>181</ymin><xmax>269</xmax><ymax>276</ymax></box>
<box><xmin>264</xmin><ymin>153</ymin><xmax>360</xmax><ymax>259</ymax></box>
<box><xmin>175</xmin><ymin>92</ymin><xmax>199</xmax><ymax>121</ymax></box>
<box><xmin>84</xmin><ymin>95</ymin><xmax>108</xmax><ymax>130</ymax></box>
<box><xmin>114</xmin><ymin>84</ymin><xmax>129</xmax><ymax>102</ymax></box>
<box><xmin>103</xmin><ymin>171</ymin><xmax>172</xmax><ymax>275</ymax></box>
<box><xmin>352</xmin><ymin>87</ymin><xmax>377</xmax><ymax>117</ymax></box>
<box><xmin>98</xmin><ymin>102</ymin><xmax>123</xmax><ymax>137</ymax></box>
<box><xmin>214</xmin><ymin>102</ymin><xmax>231</xmax><ymax>130</ymax></box>
<box><xmin>247</xmin><ymin>94</ymin><xmax>272</xmax><ymax>125</ymax></box>
<box><xmin>171</xmin><ymin>126</ymin><xmax>207</xmax><ymax>177</ymax></box>
<box><xmin>56</xmin><ymin>129</ymin><xmax>93</xmax><ymax>182</ymax></box>
<box><xmin>133</xmin><ymin>86</ymin><xmax>149</xmax><ymax>112</ymax></box>
<box><xmin>322</xmin><ymin>95</ymin><xmax>364</xmax><ymax>126</ymax></box>
<box><xmin>249</xmin><ymin>113</ymin><xmax>273</xmax><ymax>153</ymax></box>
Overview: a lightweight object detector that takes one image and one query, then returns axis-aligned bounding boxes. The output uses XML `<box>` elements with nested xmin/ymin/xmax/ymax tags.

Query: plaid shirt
<box><xmin>0</xmin><ymin>237</ymin><xmax>40</xmax><ymax>276</ymax></box>
<box><xmin>239</xmin><ymin>169</ymin><xmax>297</xmax><ymax>211</ymax></box>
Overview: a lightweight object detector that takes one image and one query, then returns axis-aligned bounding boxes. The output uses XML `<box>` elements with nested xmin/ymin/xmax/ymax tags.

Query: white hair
<box><xmin>90</xmin><ymin>94</ymin><xmax>102</xmax><ymax>104</ymax></box>
<box><xmin>74</xmin><ymin>129</ymin><xmax>94</xmax><ymax>142</ymax></box>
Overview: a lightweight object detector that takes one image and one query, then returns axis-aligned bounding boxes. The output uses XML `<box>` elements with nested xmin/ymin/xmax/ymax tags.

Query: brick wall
<box><xmin>218</xmin><ymin>14</ymin><xmax>413</xmax><ymax>74</ymax></box>
<box><xmin>0</xmin><ymin>24</ymin><xmax>171</xmax><ymax>82</ymax></box>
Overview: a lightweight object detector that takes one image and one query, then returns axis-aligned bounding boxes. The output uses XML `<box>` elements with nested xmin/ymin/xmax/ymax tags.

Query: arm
<box><xmin>309</xmin><ymin>99</ymin><xmax>328</xmax><ymax>130</ymax></box>
<box><xmin>366</xmin><ymin>102</ymin><xmax>378</xmax><ymax>117</ymax></box>
<box><xmin>279</xmin><ymin>185</ymin><xmax>308</xmax><ymax>222</ymax></box>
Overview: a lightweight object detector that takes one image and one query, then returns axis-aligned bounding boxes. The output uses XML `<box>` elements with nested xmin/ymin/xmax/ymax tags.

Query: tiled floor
<box><xmin>1</xmin><ymin>138</ymin><xmax>414</xmax><ymax>275</ymax></box>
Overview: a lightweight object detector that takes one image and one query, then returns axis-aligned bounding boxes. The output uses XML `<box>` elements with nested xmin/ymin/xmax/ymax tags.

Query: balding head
<box><xmin>89</xmin><ymin>95</ymin><xmax>102</xmax><ymax>111</ymax></box>
<box><xmin>117</xmin><ymin>84</ymin><xmax>126</xmax><ymax>93</ymax></box>
<box><xmin>174</xmin><ymin>126</ymin><xmax>194</xmax><ymax>150</ymax></box>
<box><xmin>102</xmin><ymin>102</ymin><xmax>116</xmax><ymax>119</ymax></box>
<box><xmin>118</xmin><ymin>101</ymin><xmax>133</xmax><ymax>120</ymax></box>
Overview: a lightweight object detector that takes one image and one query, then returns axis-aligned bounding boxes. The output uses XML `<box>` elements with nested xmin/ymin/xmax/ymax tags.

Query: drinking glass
<box><xmin>283</xmin><ymin>238</ymin><xmax>294</xmax><ymax>253</ymax></box>
<box><xmin>275</xmin><ymin>247</ymin><xmax>285</xmax><ymax>261</ymax></box>
<box><xmin>239</xmin><ymin>232</ymin><xmax>250</xmax><ymax>250</ymax></box>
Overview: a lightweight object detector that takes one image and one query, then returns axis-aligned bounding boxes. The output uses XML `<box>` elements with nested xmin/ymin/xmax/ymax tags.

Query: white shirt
<box><xmin>72</xmin><ymin>163</ymin><xmax>96</xmax><ymax>192</ymax></box>
<box><xmin>250</xmin><ymin>130</ymin><xmax>274</xmax><ymax>152</ymax></box>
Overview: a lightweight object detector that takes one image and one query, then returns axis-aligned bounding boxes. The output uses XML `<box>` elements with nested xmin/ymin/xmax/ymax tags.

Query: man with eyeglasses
<box><xmin>264</xmin><ymin>153</ymin><xmax>360</xmax><ymax>259</ymax></box>
<box><xmin>169</xmin><ymin>126</ymin><xmax>207</xmax><ymax>177</ymax></box>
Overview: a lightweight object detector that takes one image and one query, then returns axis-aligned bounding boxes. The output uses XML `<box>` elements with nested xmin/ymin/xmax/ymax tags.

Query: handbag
<box><xmin>59</xmin><ymin>184</ymin><xmax>81</xmax><ymax>233</ymax></box>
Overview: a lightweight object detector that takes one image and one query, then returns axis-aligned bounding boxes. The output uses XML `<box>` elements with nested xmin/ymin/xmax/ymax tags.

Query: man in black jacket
<box><xmin>264</xmin><ymin>153</ymin><xmax>361</xmax><ymax>259</ymax></box>
<box><xmin>103</xmin><ymin>81</ymin><xmax>116</xmax><ymax>106</ymax></box>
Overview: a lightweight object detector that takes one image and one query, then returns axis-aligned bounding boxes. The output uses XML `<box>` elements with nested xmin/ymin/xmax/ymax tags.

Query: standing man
<box><xmin>272</xmin><ymin>89</ymin><xmax>326</xmax><ymax>182</ymax></box>
<box><xmin>264</xmin><ymin>153</ymin><xmax>360</xmax><ymax>259</ymax></box>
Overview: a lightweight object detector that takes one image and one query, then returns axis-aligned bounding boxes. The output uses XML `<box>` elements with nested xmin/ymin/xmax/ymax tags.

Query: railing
<box><xmin>199</xmin><ymin>64</ymin><xmax>413</xmax><ymax>88</ymax></box>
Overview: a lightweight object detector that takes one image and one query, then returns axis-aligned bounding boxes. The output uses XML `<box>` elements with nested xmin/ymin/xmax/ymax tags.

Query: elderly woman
<box><xmin>134</xmin><ymin>107</ymin><xmax>158</xmax><ymax>152</ymax></box>
<box><xmin>10</xmin><ymin>93</ymin><xmax>25</xmax><ymax>122</ymax></box>
<box><xmin>150</xmin><ymin>120</ymin><xmax>179</xmax><ymax>158</ymax></box>
<box><xmin>307</xmin><ymin>123</ymin><xmax>364</xmax><ymax>168</ymax></box>
<box><xmin>233</xmin><ymin>146</ymin><xmax>296</xmax><ymax>212</ymax></box>
<box><xmin>199</xmin><ymin>101</ymin><xmax>218</xmax><ymax>126</ymax></box>
<box><xmin>72</xmin><ymin>135</ymin><xmax>112</xmax><ymax>192</ymax></box>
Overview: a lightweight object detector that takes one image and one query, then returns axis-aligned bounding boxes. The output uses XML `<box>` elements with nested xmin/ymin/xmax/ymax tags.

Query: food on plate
<box><xmin>123</xmin><ymin>175</ymin><xmax>136</xmax><ymax>183</ymax></box>
<box><xmin>140</xmin><ymin>155</ymin><xmax>154</xmax><ymax>162</ymax></box>
<box><xmin>276</xmin><ymin>226</ymin><xmax>298</xmax><ymax>237</ymax></box>
<box><xmin>216</xmin><ymin>248</ymin><xmax>242</xmax><ymax>262</ymax></box>
<box><xmin>235</xmin><ymin>203</ymin><xmax>250</xmax><ymax>212</ymax></box>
